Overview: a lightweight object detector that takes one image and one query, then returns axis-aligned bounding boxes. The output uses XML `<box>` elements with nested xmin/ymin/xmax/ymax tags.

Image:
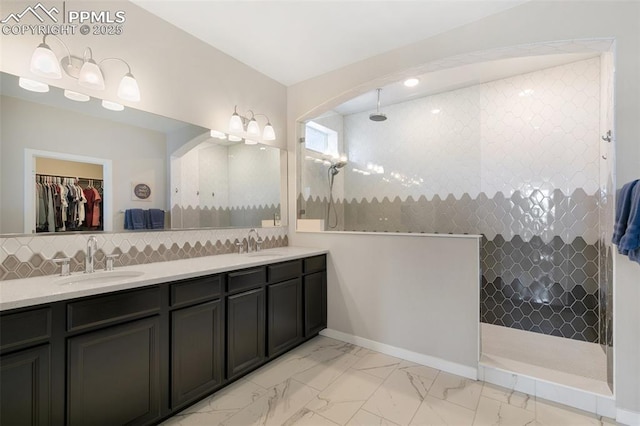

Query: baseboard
<box><xmin>617</xmin><ymin>408</ymin><xmax>640</xmax><ymax>426</ymax></box>
<box><xmin>319</xmin><ymin>328</ymin><xmax>478</xmax><ymax>380</ymax></box>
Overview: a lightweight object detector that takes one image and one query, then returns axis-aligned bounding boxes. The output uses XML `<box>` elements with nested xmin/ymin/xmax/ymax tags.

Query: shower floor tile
<box><xmin>480</xmin><ymin>323</ymin><xmax>611</xmax><ymax>396</ymax></box>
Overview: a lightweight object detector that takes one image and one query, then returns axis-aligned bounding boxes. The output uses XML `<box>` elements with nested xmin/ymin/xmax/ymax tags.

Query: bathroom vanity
<box><xmin>0</xmin><ymin>248</ymin><xmax>327</xmax><ymax>425</ymax></box>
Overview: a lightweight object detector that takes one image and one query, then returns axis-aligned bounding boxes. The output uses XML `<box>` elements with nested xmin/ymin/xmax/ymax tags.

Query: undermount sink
<box><xmin>55</xmin><ymin>270</ymin><xmax>144</xmax><ymax>286</ymax></box>
<box><xmin>246</xmin><ymin>252</ymin><xmax>284</xmax><ymax>258</ymax></box>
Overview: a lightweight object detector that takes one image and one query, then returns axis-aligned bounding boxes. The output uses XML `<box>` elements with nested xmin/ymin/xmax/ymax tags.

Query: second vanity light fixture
<box><xmin>228</xmin><ymin>106</ymin><xmax>276</xmax><ymax>144</ymax></box>
<box><xmin>26</xmin><ymin>34</ymin><xmax>141</xmax><ymax>107</ymax></box>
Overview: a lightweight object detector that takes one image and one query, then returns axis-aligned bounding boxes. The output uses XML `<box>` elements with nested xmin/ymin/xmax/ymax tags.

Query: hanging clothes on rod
<box><xmin>35</xmin><ymin>174</ymin><xmax>104</xmax><ymax>233</ymax></box>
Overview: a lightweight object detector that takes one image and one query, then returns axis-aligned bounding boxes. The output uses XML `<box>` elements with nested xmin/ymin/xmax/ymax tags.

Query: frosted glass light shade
<box><xmin>246</xmin><ymin>118</ymin><xmax>260</xmax><ymax>137</ymax></box>
<box><xmin>229</xmin><ymin>113</ymin><xmax>244</xmax><ymax>133</ymax></box>
<box><xmin>102</xmin><ymin>99</ymin><xmax>124</xmax><ymax>111</ymax></box>
<box><xmin>64</xmin><ymin>90</ymin><xmax>90</xmax><ymax>102</ymax></box>
<box><xmin>78</xmin><ymin>59</ymin><xmax>105</xmax><ymax>90</ymax></box>
<box><xmin>228</xmin><ymin>135</ymin><xmax>242</xmax><ymax>142</ymax></box>
<box><xmin>244</xmin><ymin>139</ymin><xmax>258</xmax><ymax>145</ymax></box>
<box><xmin>117</xmin><ymin>73</ymin><xmax>140</xmax><ymax>102</ymax></box>
<box><xmin>210</xmin><ymin>130</ymin><xmax>227</xmax><ymax>140</ymax></box>
<box><xmin>30</xmin><ymin>43</ymin><xmax>62</xmax><ymax>79</ymax></box>
<box><xmin>262</xmin><ymin>123</ymin><xmax>276</xmax><ymax>141</ymax></box>
<box><xmin>19</xmin><ymin>77</ymin><xmax>49</xmax><ymax>92</ymax></box>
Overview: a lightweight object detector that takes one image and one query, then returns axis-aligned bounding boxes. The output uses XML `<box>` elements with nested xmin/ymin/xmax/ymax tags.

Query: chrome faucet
<box><xmin>86</xmin><ymin>236</ymin><xmax>98</xmax><ymax>273</ymax></box>
<box><xmin>247</xmin><ymin>228</ymin><xmax>263</xmax><ymax>253</ymax></box>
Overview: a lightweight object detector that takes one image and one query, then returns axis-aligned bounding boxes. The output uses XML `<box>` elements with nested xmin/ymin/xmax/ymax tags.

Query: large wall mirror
<box><xmin>0</xmin><ymin>72</ymin><xmax>286</xmax><ymax>236</ymax></box>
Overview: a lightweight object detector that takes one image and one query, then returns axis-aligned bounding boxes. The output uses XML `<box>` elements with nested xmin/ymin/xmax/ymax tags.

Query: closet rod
<box><xmin>36</xmin><ymin>173</ymin><xmax>103</xmax><ymax>181</ymax></box>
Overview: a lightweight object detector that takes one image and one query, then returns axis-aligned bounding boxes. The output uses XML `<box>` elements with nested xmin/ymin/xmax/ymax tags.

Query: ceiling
<box><xmin>332</xmin><ymin>52</ymin><xmax>600</xmax><ymax>115</ymax></box>
<box><xmin>131</xmin><ymin>0</ymin><xmax>530</xmax><ymax>86</ymax></box>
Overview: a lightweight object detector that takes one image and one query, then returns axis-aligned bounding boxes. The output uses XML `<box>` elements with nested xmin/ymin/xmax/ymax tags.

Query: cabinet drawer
<box><xmin>171</xmin><ymin>275</ymin><xmax>222</xmax><ymax>307</ymax></box>
<box><xmin>0</xmin><ymin>307</ymin><xmax>52</xmax><ymax>352</ymax></box>
<box><xmin>304</xmin><ymin>255</ymin><xmax>326</xmax><ymax>273</ymax></box>
<box><xmin>268</xmin><ymin>260</ymin><xmax>302</xmax><ymax>283</ymax></box>
<box><xmin>67</xmin><ymin>287</ymin><xmax>161</xmax><ymax>332</ymax></box>
<box><xmin>227</xmin><ymin>267</ymin><xmax>266</xmax><ymax>294</ymax></box>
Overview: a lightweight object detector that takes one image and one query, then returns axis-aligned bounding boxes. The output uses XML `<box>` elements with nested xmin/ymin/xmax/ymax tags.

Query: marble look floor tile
<box><xmin>481</xmin><ymin>383</ymin><xmax>535</xmax><ymax>412</ymax></box>
<box><xmin>306</xmin><ymin>369</ymin><xmax>385</xmax><ymax>425</ymax></box>
<box><xmin>282</xmin><ymin>408</ymin><xmax>340</xmax><ymax>426</ymax></box>
<box><xmin>222</xmin><ymin>379</ymin><xmax>318</xmax><ymax>426</ymax></box>
<box><xmin>409</xmin><ymin>395</ymin><xmax>476</xmax><ymax>426</ymax></box>
<box><xmin>161</xmin><ymin>409</ymin><xmax>236</xmax><ymax>425</ymax></box>
<box><xmin>293</xmin><ymin>352</ymin><xmax>360</xmax><ymax>391</ymax></box>
<box><xmin>362</xmin><ymin>368</ymin><xmax>431</xmax><ymax>425</ymax></box>
<box><xmin>346</xmin><ymin>409</ymin><xmax>400</xmax><ymax>426</ymax></box>
<box><xmin>352</xmin><ymin>353</ymin><xmax>402</xmax><ymax>379</ymax></box>
<box><xmin>246</xmin><ymin>352</ymin><xmax>322</xmax><ymax>389</ymax></box>
<box><xmin>397</xmin><ymin>360</ymin><xmax>440</xmax><ymax>383</ymax></box>
<box><xmin>428</xmin><ymin>372</ymin><xmax>483</xmax><ymax>411</ymax></box>
<box><xmin>535</xmin><ymin>399</ymin><xmax>603</xmax><ymax>425</ymax></box>
<box><xmin>183</xmin><ymin>379</ymin><xmax>267</xmax><ymax>413</ymax></box>
<box><xmin>472</xmin><ymin>396</ymin><xmax>536</xmax><ymax>426</ymax></box>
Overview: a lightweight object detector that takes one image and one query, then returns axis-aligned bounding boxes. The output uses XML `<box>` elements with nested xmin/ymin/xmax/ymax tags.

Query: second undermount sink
<box><xmin>55</xmin><ymin>270</ymin><xmax>144</xmax><ymax>286</ymax></box>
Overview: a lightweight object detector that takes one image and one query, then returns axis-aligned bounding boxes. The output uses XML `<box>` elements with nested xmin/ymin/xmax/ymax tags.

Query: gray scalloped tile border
<box><xmin>0</xmin><ymin>228</ymin><xmax>288</xmax><ymax>281</ymax></box>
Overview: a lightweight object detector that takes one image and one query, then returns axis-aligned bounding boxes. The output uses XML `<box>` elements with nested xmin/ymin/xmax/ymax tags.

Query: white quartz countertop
<box><xmin>0</xmin><ymin>247</ymin><xmax>328</xmax><ymax>311</ymax></box>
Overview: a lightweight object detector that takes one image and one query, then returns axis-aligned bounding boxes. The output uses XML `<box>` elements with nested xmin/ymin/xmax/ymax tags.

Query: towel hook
<box><xmin>601</xmin><ymin>130</ymin><xmax>612</xmax><ymax>143</ymax></box>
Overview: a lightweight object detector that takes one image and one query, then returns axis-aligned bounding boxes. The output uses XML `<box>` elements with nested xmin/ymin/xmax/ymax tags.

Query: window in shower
<box><xmin>305</xmin><ymin>121</ymin><xmax>338</xmax><ymax>158</ymax></box>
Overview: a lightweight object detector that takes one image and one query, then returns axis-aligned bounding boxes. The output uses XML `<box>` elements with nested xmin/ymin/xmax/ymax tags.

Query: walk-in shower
<box><xmin>298</xmin><ymin>40</ymin><xmax>615</xmax><ymax>397</ymax></box>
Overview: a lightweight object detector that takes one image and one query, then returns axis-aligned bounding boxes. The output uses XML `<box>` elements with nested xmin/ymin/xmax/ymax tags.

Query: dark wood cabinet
<box><xmin>304</xmin><ymin>271</ymin><xmax>327</xmax><ymax>337</ymax></box>
<box><xmin>268</xmin><ymin>278</ymin><xmax>302</xmax><ymax>356</ymax></box>
<box><xmin>227</xmin><ymin>288</ymin><xmax>265</xmax><ymax>379</ymax></box>
<box><xmin>0</xmin><ymin>253</ymin><xmax>326</xmax><ymax>425</ymax></box>
<box><xmin>171</xmin><ymin>299</ymin><xmax>223</xmax><ymax>409</ymax></box>
<box><xmin>0</xmin><ymin>344</ymin><xmax>51</xmax><ymax>426</ymax></box>
<box><xmin>67</xmin><ymin>316</ymin><xmax>161</xmax><ymax>426</ymax></box>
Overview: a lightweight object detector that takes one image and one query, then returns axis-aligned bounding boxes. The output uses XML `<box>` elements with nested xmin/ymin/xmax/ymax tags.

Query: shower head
<box><xmin>329</xmin><ymin>160</ymin><xmax>347</xmax><ymax>176</ymax></box>
<box><xmin>369</xmin><ymin>88</ymin><xmax>387</xmax><ymax>122</ymax></box>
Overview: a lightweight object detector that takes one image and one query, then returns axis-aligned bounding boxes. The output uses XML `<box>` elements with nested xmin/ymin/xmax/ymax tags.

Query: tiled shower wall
<box><xmin>0</xmin><ymin>227</ymin><xmax>288</xmax><ymax>281</ymax></box>
<box><xmin>172</xmin><ymin>142</ymin><xmax>281</xmax><ymax>229</ymax></box>
<box><xmin>301</xmin><ymin>57</ymin><xmax>611</xmax><ymax>343</ymax></box>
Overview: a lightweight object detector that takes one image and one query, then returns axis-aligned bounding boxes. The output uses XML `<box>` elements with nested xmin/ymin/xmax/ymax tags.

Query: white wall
<box><xmin>288</xmin><ymin>0</ymin><xmax>640</xmax><ymax>416</ymax></box>
<box><xmin>306</xmin><ymin>231</ymin><xmax>480</xmax><ymax>375</ymax></box>
<box><xmin>1</xmin><ymin>95</ymin><xmax>166</xmax><ymax>233</ymax></box>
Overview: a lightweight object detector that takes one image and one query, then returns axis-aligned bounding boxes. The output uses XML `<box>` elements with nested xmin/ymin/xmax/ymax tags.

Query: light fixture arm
<box><xmin>99</xmin><ymin>57</ymin><xmax>133</xmax><ymax>74</ymax></box>
<box><xmin>41</xmin><ymin>34</ymin><xmax>72</xmax><ymax>67</ymax></box>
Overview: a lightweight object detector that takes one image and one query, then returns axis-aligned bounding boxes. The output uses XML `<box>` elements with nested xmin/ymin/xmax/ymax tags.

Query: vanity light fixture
<box><xmin>18</xmin><ymin>77</ymin><xmax>49</xmax><ymax>92</ymax></box>
<box><xmin>30</xmin><ymin>36</ymin><xmax>64</xmax><ymax>79</ymax></box>
<box><xmin>27</xmin><ymin>35</ymin><xmax>141</xmax><ymax>102</ymax></box>
<box><xmin>228</xmin><ymin>106</ymin><xmax>277</xmax><ymax>143</ymax></box>
<box><xmin>404</xmin><ymin>78</ymin><xmax>420</xmax><ymax>87</ymax></box>
<box><xmin>64</xmin><ymin>89</ymin><xmax>90</xmax><ymax>102</ymax></box>
<box><xmin>78</xmin><ymin>48</ymin><xmax>105</xmax><ymax>90</ymax></box>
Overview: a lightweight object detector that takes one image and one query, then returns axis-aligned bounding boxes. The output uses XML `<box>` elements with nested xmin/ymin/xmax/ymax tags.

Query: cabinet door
<box><xmin>227</xmin><ymin>288</ymin><xmax>265</xmax><ymax>379</ymax></box>
<box><xmin>268</xmin><ymin>278</ymin><xmax>302</xmax><ymax>356</ymax></box>
<box><xmin>67</xmin><ymin>316</ymin><xmax>161</xmax><ymax>426</ymax></box>
<box><xmin>0</xmin><ymin>345</ymin><xmax>50</xmax><ymax>426</ymax></box>
<box><xmin>304</xmin><ymin>272</ymin><xmax>327</xmax><ymax>337</ymax></box>
<box><xmin>171</xmin><ymin>299</ymin><xmax>223</xmax><ymax>408</ymax></box>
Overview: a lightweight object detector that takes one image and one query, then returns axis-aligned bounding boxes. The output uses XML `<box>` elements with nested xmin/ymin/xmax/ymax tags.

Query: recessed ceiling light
<box><xmin>431</xmin><ymin>108</ymin><xmax>441</xmax><ymax>114</ymax></box>
<box><xmin>404</xmin><ymin>78</ymin><xmax>420</xmax><ymax>87</ymax></box>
